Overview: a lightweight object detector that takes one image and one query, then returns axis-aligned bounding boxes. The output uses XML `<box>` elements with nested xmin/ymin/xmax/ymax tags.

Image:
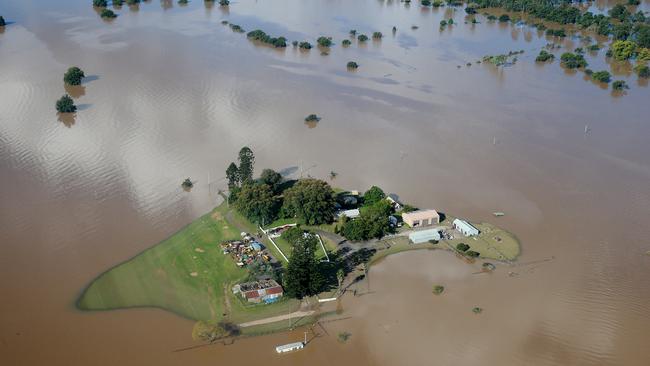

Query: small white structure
<box><xmin>386</xmin><ymin>194</ymin><xmax>403</xmax><ymax>210</ymax></box>
<box><xmin>337</xmin><ymin>208</ymin><xmax>360</xmax><ymax>220</ymax></box>
<box><xmin>453</xmin><ymin>219</ymin><xmax>480</xmax><ymax>237</ymax></box>
<box><xmin>409</xmin><ymin>228</ymin><xmax>441</xmax><ymax>244</ymax></box>
<box><xmin>276</xmin><ymin>341</ymin><xmax>304</xmax><ymax>353</ymax></box>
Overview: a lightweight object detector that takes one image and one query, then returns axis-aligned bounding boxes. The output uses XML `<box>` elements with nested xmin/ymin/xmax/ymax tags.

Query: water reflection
<box><xmin>57</xmin><ymin>112</ymin><xmax>76</xmax><ymax>127</ymax></box>
<box><xmin>64</xmin><ymin>84</ymin><xmax>86</xmax><ymax>98</ymax></box>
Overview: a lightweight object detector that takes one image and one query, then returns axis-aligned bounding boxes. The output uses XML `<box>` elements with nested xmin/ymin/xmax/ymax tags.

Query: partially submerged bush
<box><xmin>304</xmin><ymin>114</ymin><xmax>320</xmax><ymax>122</ymax></box>
<box><xmin>466</xmin><ymin>250</ymin><xmax>480</xmax><ymax>258</ymax></box>
<box><xmin>472</xmin><ymin>307</ymin><xmax>483</xmax><ymax>314</ymax></box>
<box><xmin>612</xmin><ymin>80</ymin><xmax>628</xmax><ymax>90</ymax></box>
<box><xmin>357</xmin><ymin>34</ymin><xmax>369</xmax><ymax>42</ymax></box>
<box><xmin>635</xmin><ymin>64</ymin><xmax>650</xmax><ymax>78</ymax></box>
<box><xmin>591</xmin><ymin>70</ymin><xmax>611</xmax><ymax>83</ymax></box>
<box><xmin>64</xmin><ymin>67</ymin><xmax>85</xmax><ymax>86</ymax></box>
<box><xmin>93</xmin><ymin>0</ymin><xmax>108</xmax><ymax>7</ymax></box>
<box><xmin>433</xmin><ymin>285</ymin><xmax>445</xmax><ymax>295</ymax></box>
<box><xmin>560</xmin><ymin>52</ymin><xmax>587</xmax><ymax>69</ymax></box>
<box><xmin>372</xmin><ymin>31</ymin><xmax>382</xmax><ymax>39</ymax></box>
<box><xmin>535</xmin><ymin>50</ymin><xmax>554</xmax><ymax>62</ymax></box>
<box><xmin>498</xmin><ymin>14</ymin><xmax>510</xmax><ymax>22</ymax></box>
<box><xmin>181</xmin><ymin>178</ymin><xmax>193</xmax><ymax>188</ymax></box>
<box><xmin>317</xmin><ymin>36</ymin><xmax>333</xmax><ymax>47</ymax></box>
<box><xmin>299</xmin><ymin>41</ymin><xmax>312</xmax><ymax>49</ymax></box>
<box><xmin>337</xmin><ymin>332</ymin><xmax>352</xmax><ymax>343</ymax></box>
<box><xmin>342</xmin><ymin>39</ymin><xmax>352</xmax><ymax>46</ymax></box>
<box><xmin>100</xmin><ymin>9</ymin><xmax>118</xmax><ymax>18</ymax></box>
<box><xmin>247</xmin><ymin>29</ymin><xmax>287</xmax><ymax>48</ymax></box>
<box><xmin>346</xmin><ymin>61</ymin><xmax>359</xmax><ymax>69</ymax></box>
<box><xmin>56</xmin><ymin>94</ymin><xmax>77</xmax><ymax>113</ymax></box>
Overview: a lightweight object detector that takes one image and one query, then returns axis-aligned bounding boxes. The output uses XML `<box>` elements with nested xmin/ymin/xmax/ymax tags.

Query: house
<box><xmin>402</xmin><ymin>209</ymin><xmax>440</xmax><ymax>227</ymax></box>
<box><xmin>336</xmin><ymin>208</ymin><xmax>360</xmax><ymax>220</ymax></box>
<box><xmin>453</xmin><ymin>219</ymin><xmax>480</xmax><ymax>237</ymax></box>
<box><xmin>250</xmin><ymin>242</ymin><xmax>262</xmax><ymax>251</ymax></box>
<box><xmin>233</xmin><ymin>279</ymin><xmax>284</xmax><ymax>304</ymax></box>
<box><xmin>409</xmin><ymin>228</ymin><xmax>441</xmax><ymax>244</ymax></box>
<box><xmin>386</xmin><ymin>194</ymin><xmax>403</xmax><ymax>210</ymax></box>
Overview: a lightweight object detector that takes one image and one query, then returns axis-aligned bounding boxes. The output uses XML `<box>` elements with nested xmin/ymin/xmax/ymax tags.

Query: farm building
<box><xmin>233</xmin><ymin>279</ymin><xmax>284</xmax><ymax>304</ymax></box>
<box><xmin>453</xmin><ymin>219</ymin><xmax>480</xmax><ymax>237</ymax></box>
<box><xmin>336</xmin><ymin>208</ymin><xmax>360</xmax><ymax>220</ymax></box>
<box><xmin>402</xmin><ymin>209</ymin><xmax>440</xmax><ymax>227</ymax></box>
<box><xmin>409</xmin><ymin>228</ymin><xmax>441</xmax><ymax>244</ymax></box>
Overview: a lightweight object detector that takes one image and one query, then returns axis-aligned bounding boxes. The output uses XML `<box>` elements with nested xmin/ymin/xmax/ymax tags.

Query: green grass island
<box><xmin>77</xmin><ymin>147</ymin><xmax>520</xmax><ymax>342</ymax></box>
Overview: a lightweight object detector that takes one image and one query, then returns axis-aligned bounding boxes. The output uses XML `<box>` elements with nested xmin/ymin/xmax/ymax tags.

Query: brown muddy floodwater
<box><xmin>1</xmin><ymin>0</ymin><xmax>650</xmax><ymax>365</ymax></box>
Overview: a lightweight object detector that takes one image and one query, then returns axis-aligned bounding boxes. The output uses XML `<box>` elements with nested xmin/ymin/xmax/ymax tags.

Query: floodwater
<box><xmin>1</xmin><ymin>0</ymin><xmax>649</xmax><ymax>365</ymax></box>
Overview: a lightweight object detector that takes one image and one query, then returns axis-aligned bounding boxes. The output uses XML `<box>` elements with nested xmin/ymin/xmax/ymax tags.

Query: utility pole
<box><xmin>304</xmin><ymin>331</ymin><xmax>307</xmax><ymax>345</ymax></box>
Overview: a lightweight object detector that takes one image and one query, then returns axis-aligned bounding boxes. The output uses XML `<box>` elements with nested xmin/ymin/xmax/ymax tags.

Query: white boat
<box><xmin>493</xmin><ymin>212</ymin><xmax>505</xmax><ymax>217</ymax></box>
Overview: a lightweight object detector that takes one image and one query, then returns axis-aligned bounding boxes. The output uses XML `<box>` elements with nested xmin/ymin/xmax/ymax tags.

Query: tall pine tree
<box><xmin>283</xmin><ymin>231</ymin><xmax>323</xmax><ymax>299</ymax></box>
<box><xmin>225</xmin><ymin>162</ymin><xmax>240</xmax><ymax>190</ymax></box>
<box><xmin>238</xmin><ymin>147</ymin><xmax>255</xmax><ymax>184</ymax></box>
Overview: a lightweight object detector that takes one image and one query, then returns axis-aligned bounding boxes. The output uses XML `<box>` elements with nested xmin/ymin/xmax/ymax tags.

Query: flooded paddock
<box><xmin>1</xmin><ymin>0</ymin><xmax>650</xmax><ymax>365</ymax></box>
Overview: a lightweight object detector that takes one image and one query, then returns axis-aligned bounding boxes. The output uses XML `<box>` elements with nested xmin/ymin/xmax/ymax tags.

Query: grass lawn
<box><xmin>77</xmin><ymin>203</ymin><xmax>299</xmax><ymax>322</ymax></box>
<box><xmin>443</xmin><ymin>222</ymin><xmax>520</xmax><ymax>261</ymax></box>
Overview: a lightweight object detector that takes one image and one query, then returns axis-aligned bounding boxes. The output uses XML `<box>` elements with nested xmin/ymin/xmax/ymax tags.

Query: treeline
<box><xmin>225</xmin><ymin>147</ymin><xmax>335</xmax><ymax>226</ymax></box>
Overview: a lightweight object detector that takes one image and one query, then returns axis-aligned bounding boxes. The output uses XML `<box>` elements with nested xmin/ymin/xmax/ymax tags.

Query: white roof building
<box><xmin>453</xmin><ymin>219</ymin><xmax>480</xmax><ymax>237</ymax></box>
<box><xmin>337</xmin><ymin>208</ymin><xmax>360</xmax><ymax>219</ymax></box>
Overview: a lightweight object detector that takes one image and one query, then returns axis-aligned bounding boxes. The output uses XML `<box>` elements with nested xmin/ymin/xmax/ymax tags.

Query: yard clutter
<box><xmin>220</xmin><ymin>233</ymin><xmax>271</xmax><ymax>268</ymax></box>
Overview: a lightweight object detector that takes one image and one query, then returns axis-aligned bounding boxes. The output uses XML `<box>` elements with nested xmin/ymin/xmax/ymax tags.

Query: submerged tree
<box><xmin>64</xmin><ymin>67</ymin><xmax>85</xmax><ymax>86</ymax></box>
<box><xmin>56</xmin><ymin>94</ymin><xmax>77</xmax><ymax>113</ymax></box>
<box><xmin>347</xmin><ymin>61</ymin><xmax>359</xmax><ymax>69</ymax></box>
<box><xmin>93</xmin><ymin>0</ymin><xmax>108</xmax><ymax>7</ymax></box>
<box><xmin>100</xmin><ymin>9</ymin><xmax>118</xmax><ymax>18</ymax></box>
<box><xmin>0</xmin><ymin>16</ymin><xmax>6</xmax><ymax>27</ymax></box>
<box><xmin>317</xmin><ymin>36</ymin><xmax>333</xmax><ymax>47</ymax></box>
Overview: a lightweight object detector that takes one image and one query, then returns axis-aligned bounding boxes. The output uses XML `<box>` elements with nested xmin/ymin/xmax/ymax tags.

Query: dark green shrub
<box><xmin>357</xmin><ymin>34</ymin><xmax>368</xmax><ymax>42</ymax></box>
<box><xmin>535</xmin><ymin>50</ymin><xmax>554</xmax><ymax>62</ymax></box>
<box><xmin>93</xmin><ymin>0</ymin><xmax>108</xmax><ymax>7</ymax></box>
<box><xmin>100</xmin><ymin>9</ymin><xmax>117</xmax><ymax>18</ymax></box>
<box><xmin>560</xmin><ymin>52</ymin><xmax>587</xmax><ymax>69</ymax></box>
<box><xmin>456</xmin><ymin>243</ymin><xmax>470</xmax><ymax>252</ymax></box>
<box><xmin>591</xmin><ymin>70</ymin><xmax>611</xmax><ymax>83</ymax></box>
<box><xmin>421</xmin><ymin>0</ymin><xmax>432</xmax><ymax>5</ymax></box>
<box><xmin>498</xmin><ymin>14</ymin><xmax>510</xmax><ymax>22</ymax></box>
<box><xmin>342</xmin><ymin>39</ymin><xmax>352</xmax><ymax>46</ymax></box>
<box><xmin>635</xmin><ymin>64</ymin><xmax>650</xmax><ymax>78</ymax></box>
<box><xmin>346</xmin><ymin>61</ymin><xmax>359</xmax><ymax>69</ymax></box>
<box><xmin>64</xmin><ymin>67</ymin><xmax>85</xmax><ymax>86</ymax></box>
<box><xmin>612</xmin><ymin>80</ymin><xmax>628</xmax><ymax>90</ymax></box>
<box><xmin>317</xmin><ymin>36</ymin><xmax>333</xmax><ymax>47</ymax></box>
<box><xmin>299</xmin><ymin>41</ymin><xmax>312</xmax><ymax>49</ymax></box>
<box><xmin>372</xmin><ymin>31</ymin><xmax>382</xmax><ymax>39</ymax></box>
<box><xmin>0</xmin><ymin>16</ymin><xmax>6</xmax><ymax>27</ymax></box>
<box><xmin>56</xmin><ymin>95</ymin><xmax>77</xmax><ymax>113</ymax></box>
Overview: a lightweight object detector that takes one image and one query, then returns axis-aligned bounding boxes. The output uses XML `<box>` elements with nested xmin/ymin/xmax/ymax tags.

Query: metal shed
<box><xmin>409</xmin><ymin>228</ymin><xmax>442</xmax><ymax>244</ymax></box>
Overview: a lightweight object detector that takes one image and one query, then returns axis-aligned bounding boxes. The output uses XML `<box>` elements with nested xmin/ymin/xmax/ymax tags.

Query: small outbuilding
<box><xmin>453</xmin><ymin>219</ymin><xmax>480</xmax><ymax>237</ymax></box>
<box><xmin>337</xmin><ymin>208</ymin><xmax>360</xmax><ymax>220</ymax></box>
<box><xmin>402</xmin><ymin>209</ymin><xmax>440</xmax><ymax>227</ymax></box>
<box><xmin>409</xmin><ymin>228</ymin><xmax>441</xmax><ymax>244</ymax></box>
<box><xmin>386</xmin><ymin>194</ymin><xmax>403</xmax><ymax>210</ymax></box>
